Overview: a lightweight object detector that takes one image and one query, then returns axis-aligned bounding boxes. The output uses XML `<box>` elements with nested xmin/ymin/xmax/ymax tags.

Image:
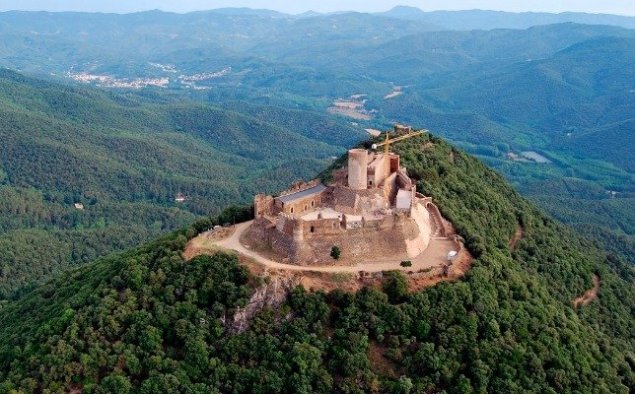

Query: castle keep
<box><xmin>250</xmin><ymin>128</ymin><xmax>445</xmax><ymax>265</ymax></box>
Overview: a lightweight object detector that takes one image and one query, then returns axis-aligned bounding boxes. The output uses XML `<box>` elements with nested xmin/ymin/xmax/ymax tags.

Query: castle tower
<box><xmin>348</xmin><ymin>149</ymin><xmax>368</xmax><ymax>190</ymax></box>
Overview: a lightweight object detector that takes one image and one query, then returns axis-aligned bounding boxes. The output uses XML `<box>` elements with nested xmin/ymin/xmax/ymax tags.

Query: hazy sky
<box><xmin>1</xmin><ymin>0</ymin><xmax>634</xmax><ymax>16</ymax></box>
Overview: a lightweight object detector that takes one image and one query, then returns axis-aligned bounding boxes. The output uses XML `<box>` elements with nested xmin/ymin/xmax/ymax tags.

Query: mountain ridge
<box><xmin>378</xmin><ymin>6</ymin><xmax>635</xmax><ymax>29</ymax></box>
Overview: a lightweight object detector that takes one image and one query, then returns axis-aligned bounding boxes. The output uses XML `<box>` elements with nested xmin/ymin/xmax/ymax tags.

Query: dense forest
<box><xmin>0</xmin><ymin>69</ymin><xmax>365</xmax><ymax>300</ymax></box>
<box><xmin>1</xmin><ymin>135</ymin><xmax>632</xmax><ymax>393</ymax></box>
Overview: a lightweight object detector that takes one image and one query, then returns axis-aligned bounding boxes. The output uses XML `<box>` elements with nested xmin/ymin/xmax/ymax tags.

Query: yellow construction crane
<box><xmin>371</xmin><ymin>126</ymin><xmax>428</xmax><ymax>154</ymax></box>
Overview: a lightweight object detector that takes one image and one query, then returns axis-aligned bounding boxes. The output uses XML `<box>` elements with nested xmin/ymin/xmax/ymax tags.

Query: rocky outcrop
<box><xmin>229</xmin><ymin>275</ymin><xmax>300</xmax><ymax>334</ymax></box>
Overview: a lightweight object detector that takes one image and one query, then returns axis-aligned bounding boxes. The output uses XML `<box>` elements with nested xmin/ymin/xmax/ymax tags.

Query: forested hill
<box><xmin>0</xmin><ymin>69</ymin><xmax>365</xmax><ymax>300</ymax></box>
<box><xmin>1</xmin><ymin>134</ymin><xmax>633</xmax><ymax>393</ymax></box>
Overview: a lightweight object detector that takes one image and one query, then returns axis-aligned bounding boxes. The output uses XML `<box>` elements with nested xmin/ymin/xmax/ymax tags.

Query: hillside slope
<box><xmin>0</xmin><ymin>70</ymin><xmax>365</xmax><ymax>299</ymax></box>
<box><xmin>375</xmin><ymin>34</ymin><xmax>635</xmax><ymax>264</ymax></box>
<box><xmin>0</xmin><ymin>135</ymin><xmax>633</xmax><ymax>393</ymax></box>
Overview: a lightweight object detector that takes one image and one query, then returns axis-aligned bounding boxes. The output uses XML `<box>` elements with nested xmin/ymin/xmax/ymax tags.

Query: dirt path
<box><xmin>509</xmin><ymin>224</ymin><xmax>523</xmax><ymax>251</ymax></box>
<box><xmin>572</xmin><ymin>274</ymin><xmax>601</xmax><ymax>308</ymax></box>
<box><xmin>182</xmin><ymin>226</ymin><xmax>235</xmax><ymax>261</ymax></box>
<box><xmin>186</xmin><ymin>220</ymin><xmax>460</xmax><ymax>274</ymax></box>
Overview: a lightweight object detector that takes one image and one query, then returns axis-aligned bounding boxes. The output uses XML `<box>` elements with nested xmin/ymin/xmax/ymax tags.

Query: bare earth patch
<box><xmin>327</xmin><ymin>96</ymin><xmax>373</xmax><ymax>120</ymax></box>
<box><xmin>368</xmin><ymin>342</ymin><xmax>400</xmax><ymax>378</ymax></box>
<box><xmin>384</xmin><ymin>91</ymin><xmax>403</xmax><ymax>99</ymax></box>
<box><xmin>384</xmin><ymin>86</ymin><xmax>403</xmax><ymax>100</ymax></box>
<box><xmin>407</xmin><ymin>250</ymin><xmax>472</xmax><ymax>292</ymax></box>
<box><xmin>182</xmin><ymin>226</ymin><xmax>235</xmax><ymax>260</ymax></box>
<box><xmin>572</xmin><ymin>274</ymin><xmax>601</xmax><ymax>308</ymax></box>
<box><xmin>327</xmin><ymin>106</ymin><xmax>371</xmax><ymax>120</ymax></box>
<box><xmin>509</xmin><ymin>224</ymin><xmax>523</xmax><ymax>251</ymax></box>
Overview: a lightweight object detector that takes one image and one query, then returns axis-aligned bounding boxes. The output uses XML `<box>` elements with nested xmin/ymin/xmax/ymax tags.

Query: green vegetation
<box><xmin>330</xmin><ymin>246</ymin><xmax>341</xmax><ymax>260</ymax></box>
<box><xmin>0</xmin><ymin>135</ymin><xmax>633</xmax><ymax>393</ymax></box>
<box><xmin>400</xmin><ymin>260</ymin><xmax>412</xmax><ymax>267</ymax></box>
<box><xmin>382</xmin><ymin>271</ymin><xmax>409</xmax><ymax>303</ymax></box>
<box><xmin>0</xmin><ymin>70</ymin><xmax>363</xmax><ymax>300</ymax></box>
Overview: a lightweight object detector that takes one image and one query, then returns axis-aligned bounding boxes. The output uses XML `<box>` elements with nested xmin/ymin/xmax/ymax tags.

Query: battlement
<box><xmin>278</xmin><ymin>179</ymin><xmax>322</xmax><ymax>198</ymax></box>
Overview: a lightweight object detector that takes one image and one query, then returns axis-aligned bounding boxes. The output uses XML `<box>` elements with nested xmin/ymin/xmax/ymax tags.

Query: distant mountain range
<box><xmin>143</xmin><ymin>5</ymin><xmax>635</xmax><ymax>30</ymax></box>
<box><xmin>0</xmin><ymin>7</ymin><xmax>633</xmax><ymax>293</ymax></box>
<box><xmin>378</xmin><ymin>6</ymin><xmax>635</xmax><ymax>30</ymax></box>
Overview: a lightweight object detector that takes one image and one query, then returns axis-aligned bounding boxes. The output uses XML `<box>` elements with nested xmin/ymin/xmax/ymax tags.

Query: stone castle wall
<box><xmin>268</xmin><ymin>227</ymin><xmax>300</xmax><ymax>261</ymax></box>
<box><xmin>295</xmin><ymin>216</ymin><xmax>417</xmax><ymax>264</ymax></box>
<box><xmin>368</xmin><ymin>154</ymin><xmax>391</xmax><ymax>187</ymax></box>
<box><xmin>263</xmin><ymin>208</ymin><xmax>432</xmax><ymax>265</ymax></box>
<box><xmin>382</xmin><ymin>172</ymin><xmax>399</xmax><ymax>205</ymax></box>
<box><xmin>255</xmin><ymin>180</ymin><xmax>323</xmax><ymax>218</ymax></box>
<box><xmin>249</xmin><ymin>217</ymin><xmax>275</xmax><ymax>245</ymax></box>
<box><xmin>254</xmin><ymin>194</ymin><xmax>275</xmax><ymax>218</ymax></box>
<box><xmin>396</xmin><ymin>169</ymin><xmax>413</xmax><ymax>189</ymax></box>
<box><xmin>251</xmin><ymin>147</ymin><xmax>437</xmax><ymax>266</ymax></box>
<box><xmin>404</xmin><ymin>202</ymin><xmax>432</xmax><ymax>257</ymax></box>
<box><xmin>301</xmin><ymin>217</ymin><xmax>342</xmax><ymax>237</ymax></box>
<box><xmin>275</xmin><ymin>214</ymin><xmax>297</xmax><ymax>236</ymax></box>
<box><xmin>278</xmin><ymin>179</ymin><xmax>321</xmax><ymax>197</ymax></box>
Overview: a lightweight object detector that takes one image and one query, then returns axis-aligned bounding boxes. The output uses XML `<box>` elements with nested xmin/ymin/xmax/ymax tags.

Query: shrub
<box><xmin>330</xmin><ymin>246</ymin><xmax>341</xmax><ymax>260</ymax></box>
<box><xmin>382</xmin><ymin>271</ymin><xmax>408</xmax><ymax>303</ymax></box>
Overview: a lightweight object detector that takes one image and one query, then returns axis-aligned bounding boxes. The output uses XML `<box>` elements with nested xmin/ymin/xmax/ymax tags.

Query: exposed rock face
<box><xmin>230</xmin><ymin>275</ymin><xmax>300</xmax><ymax>334</ymax></box>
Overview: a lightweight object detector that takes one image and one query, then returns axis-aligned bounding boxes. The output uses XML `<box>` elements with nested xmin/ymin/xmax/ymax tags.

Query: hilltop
<box><xmin>0</xmin><ymin>134</ymin><xmax>633</xmax><ymax>392</ymax></box>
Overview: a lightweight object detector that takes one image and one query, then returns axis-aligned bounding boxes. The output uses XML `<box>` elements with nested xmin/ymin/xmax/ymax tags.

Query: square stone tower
<box><xmin>347</xmin><ymin>149</ymin><xmax>368</xmax><ymax>190</ymax></box>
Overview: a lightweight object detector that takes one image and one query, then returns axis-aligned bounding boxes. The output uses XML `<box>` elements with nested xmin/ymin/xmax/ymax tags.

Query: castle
<box><xmin>249</xmin><ymin>128</ymin><xmax>446</xmax><ymax>265</ymax></box>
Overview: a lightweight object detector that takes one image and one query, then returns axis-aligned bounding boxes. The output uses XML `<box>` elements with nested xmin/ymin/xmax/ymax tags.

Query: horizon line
<box><xmin>0</xmin><ymin>6</ymin><xmax>634</xmax><ymax>18</ymax></box>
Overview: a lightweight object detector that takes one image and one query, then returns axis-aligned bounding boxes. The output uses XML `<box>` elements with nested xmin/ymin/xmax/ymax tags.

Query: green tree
<box><xmin>97</xmin><ymin>374</ymin><xmax>132</xmax><ymax>394</ymax></box>
<box><xmin>330</xmin><ymin>246</ymin><xmax>341</xmax><ymax>260</ymax></box>
<box><xmin>383</xmin><ymin>271</ymin><xmax>408</xmax><ymax>303</ymax></box>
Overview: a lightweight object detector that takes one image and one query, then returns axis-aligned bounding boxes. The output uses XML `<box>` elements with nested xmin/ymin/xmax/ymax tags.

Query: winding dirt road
<box><xmin>189</xmin><ymin>220</ymin><xmax>456</xmax><ymax>273</ymax></box>
<box><xmin>573</xmin><ymin>274</ymin><xmax>601</xmax><ymax>308</ymax></box>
